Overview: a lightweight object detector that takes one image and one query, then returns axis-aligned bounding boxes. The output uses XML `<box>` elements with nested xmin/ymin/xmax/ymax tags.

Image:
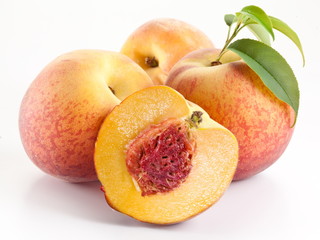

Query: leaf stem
<box><xmin>215</xmin><ymin>20</ymin><xmax>246</xmax><ymax>62</ymax></box>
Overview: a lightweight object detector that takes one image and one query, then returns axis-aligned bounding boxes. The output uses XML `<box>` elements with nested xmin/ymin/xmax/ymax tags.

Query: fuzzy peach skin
<box><xmin>121</xmin><ymin>18</ymin><xmax>214</xmax><ymax>85</ymax></box>
<box><xmin>166</xmin><ymin>48</ymin><xmax>295</xmax><ymax>180</ymax></box>
<box><xmin>19</xmin><ymin>50</ymin><xmax>153</xmax><ymax>182</ymax></box>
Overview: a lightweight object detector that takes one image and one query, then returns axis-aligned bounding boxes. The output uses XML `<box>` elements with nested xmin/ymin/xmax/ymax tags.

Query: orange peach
<box><xmin>121</xmin><ymin>18</ymin><xmax>214</xmax><ymax>85</ymax></box>
<box><xmin>94</xmin><ymin>86</ymin><xmax>238</xmax><ymax>224</ymax></box>
<box><xmin>19</xmin><ymin>50</ymin><xmax>153</xmax><ymax>182</ymax></box>
<box><xmin>166</xmin><ymin>48</ymin><xmax>295</xmax><ymax>180</ymax></box>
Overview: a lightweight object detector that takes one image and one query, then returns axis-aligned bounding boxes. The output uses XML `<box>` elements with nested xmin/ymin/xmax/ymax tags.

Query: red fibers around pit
<box><xmin>126</xmin><ymin>119</ymin><xmax>195</xmax><ymax>196</ymax></box>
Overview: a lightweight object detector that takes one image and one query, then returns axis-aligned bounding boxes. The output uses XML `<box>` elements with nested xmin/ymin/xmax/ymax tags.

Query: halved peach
<box><xmin>94</xmin><ymin>86</ymin><xmax>238</xmax><ymax>224</ymax></box>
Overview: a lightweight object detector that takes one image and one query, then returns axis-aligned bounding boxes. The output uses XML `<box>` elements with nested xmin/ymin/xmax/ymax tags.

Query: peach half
<box><xmin>94</xmin><ymin>86</ymin><xmax>238</xmax><ymax>224</ymax></box>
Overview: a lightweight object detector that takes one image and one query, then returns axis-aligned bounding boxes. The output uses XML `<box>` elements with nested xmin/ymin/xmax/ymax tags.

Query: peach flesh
<box><xmin>94</xmin><ymin>85</ymin><xmax>239</xmax><ymax>224</ymax></box>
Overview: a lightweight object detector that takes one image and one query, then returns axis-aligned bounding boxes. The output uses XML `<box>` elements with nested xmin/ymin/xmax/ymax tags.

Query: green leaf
<box><xmin>224</xmin><ymin>14</ymin><xmax>236</xmax><ymax>26</ymax></box>
<box><xmin>269</xmin><ymin>16</ymin><xmax>305</xmax><ymax>66</ymax></box>
<box><xmin>247</xmin><ymin>23</ymin><xmax>271</xmax><ymax>46</ymax></box>
<box><xmin>240</xmin><ymin>5</ymin><xmax>275</xmax><ymax>40</ymax></box>
<box><xmin>228</xmin><ymin>39</ymin><xmax>299</xmax><ymax>125</ymax></box>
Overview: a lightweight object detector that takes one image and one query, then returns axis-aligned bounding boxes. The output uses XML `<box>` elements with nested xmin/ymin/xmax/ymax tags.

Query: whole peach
<box><xmin>19</xmin><ymin>50</ymin><xmax>153</xmax><ymax>182</ymax></box>
<box><xmin>166</xmin><ymin>48</ymin><xmax>295</xmax><ymax>180</ymax></box>
<box><xmin>121</xmin><ymin>18</ymin><xmax>214</xmax><ymax>85</ymax></box>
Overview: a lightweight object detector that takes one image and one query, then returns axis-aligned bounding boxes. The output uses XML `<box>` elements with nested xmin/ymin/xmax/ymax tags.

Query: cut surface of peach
<box><xmin>94</xmin><ymin>86</ymin><xmax>238</xmax><ymax>224</ymax></box>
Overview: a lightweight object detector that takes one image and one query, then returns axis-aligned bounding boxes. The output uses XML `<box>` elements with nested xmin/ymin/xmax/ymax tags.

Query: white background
<box><xmin>1</xmin><ymin>0</ymin><xmax>320</xmax><ymax>239</ymax></box>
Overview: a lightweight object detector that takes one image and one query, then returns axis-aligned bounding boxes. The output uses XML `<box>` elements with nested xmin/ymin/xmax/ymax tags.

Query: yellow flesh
<box><xmin>94</xmin><ymin>86</ymin><xmax>238</xmax><ymax>224</ymax></box>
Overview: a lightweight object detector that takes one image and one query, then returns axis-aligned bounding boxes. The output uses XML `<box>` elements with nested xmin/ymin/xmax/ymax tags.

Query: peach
<box><xmin>94</xmin><ymin>86</ymin><xmax>238</xmax><ymax>224</ymax></box>
<box><xmin>166</xmin><ymin>48</ymin><xmax>295</xmax><ymax>180</ymax></box>
<box><xmin>121</xmin><ymin>18</ymin><xmax>214</xmax><ymax>85</ymax></box>
<box><xmin>19</xmin><ymin>50</ymin><xmax>153</xmax><ymax>182</ymax></box>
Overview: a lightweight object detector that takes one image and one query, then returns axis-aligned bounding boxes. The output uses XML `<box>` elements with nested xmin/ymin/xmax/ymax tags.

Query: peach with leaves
<box><xmin>166</xmin><ymin>5</ymin><xmax>304</xmax><ymax>180</ymax></box>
